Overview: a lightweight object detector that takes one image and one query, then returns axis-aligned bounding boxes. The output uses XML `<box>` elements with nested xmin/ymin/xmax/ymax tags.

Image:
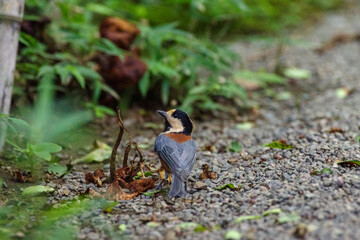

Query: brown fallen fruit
<box><xmin>97</xmin><ymin>55</ymin><xmax>147</xmax><ymax>90</ymax></box>
<box><xmin>85</xmin><ymin>169</ymin><xmax>105</xmax><ymax>186</ymax></box>
<box><xmin>100</xmin><ymin>17</ymin><xmax>140</xmax><ymax>50</ymax></box>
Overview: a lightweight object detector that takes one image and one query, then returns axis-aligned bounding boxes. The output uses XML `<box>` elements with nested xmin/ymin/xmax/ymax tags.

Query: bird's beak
<box><xmin>156</xmin><ymin>110</ymin><xmax>167</xmax><ymax>118</ymax></box>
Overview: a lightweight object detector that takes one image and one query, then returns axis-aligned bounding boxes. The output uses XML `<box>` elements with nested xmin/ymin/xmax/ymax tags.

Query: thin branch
<box><xmin>110</xmin><ymin>108</ymin><xmax>125</xmax><ymax>182</ymax></box>
<box><xmin>122</xmin><ymin>143</ymin><xmax>132</xmax><ymax>167</ymax></box>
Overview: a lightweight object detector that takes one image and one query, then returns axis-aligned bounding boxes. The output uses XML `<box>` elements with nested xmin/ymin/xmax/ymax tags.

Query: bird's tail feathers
<box><xmin>168</xmin><ymin>175</ymin><xmax>186</xmax><ymax>198</ymax></box>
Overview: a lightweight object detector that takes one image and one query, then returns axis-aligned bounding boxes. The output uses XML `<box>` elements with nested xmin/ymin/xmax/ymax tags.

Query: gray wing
<box><xmin>155</xmin><ymin>134</ymin><xmax>196</xmax><ymax>181</ymax></box>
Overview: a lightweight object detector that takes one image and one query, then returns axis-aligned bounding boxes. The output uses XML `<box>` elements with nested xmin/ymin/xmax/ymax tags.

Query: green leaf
<box><xmin>143</xmin><ymin>189</ymin><xmax>166</xmax><ymax>197</ymax></box>
<box><xmin>177</xmin><ymin>222</ymin><xmax>198</xmax><ymax>229</ymax></box>
<box><xmin>22</xmin><ymin>185</ymin><xmax>55</xmax><ymax>196</ymax></box>
<box><xmin>54</xmin><ymin>65</ymin><xmax>71</xmax><ymax>85</ymax></box>
<box><xmin>71</xmin><ymin>142</ymin><xmax>111</xmax><ymax>164</ymax></box>
<box><xmin>37</xmin><ymin>65</ymin><xmax>54</xmax><ymax>77</ymax></box>
<box><xmin>235</xmin><ymin>122</ymin><xmax>253</xmax><ymax>130</ymax></box>
<box><xmin>31</xmin><ymin>143</ymin><xmax>62</xmax><ymax>161</ymax></box>
<box><xmin>139</xmin><ymin>71</ymin><xmax>150</xmax><ymax>97</ymax></box>
<box><xmin>225</xmin><ymin>230</ymin><xmax>242</xmax><ymax>240</ymax></box>
<box><xmin>277</xmin><ymin>213</ymin><xmax>300</xmax><ymax>223</ymax></box>
<box><xmin>194</xmin><ymin>224</ymin><xmax>207</xmax><ymax>233</ymax></box>
<box><xmin>284</xmin><ymin>68</ymin><xmax>311</xmax><ymax>79</ymax></box>
<box><xmin>48</xmin><ymin>163</ymin><xmax>68</xmax><ymax>177</ymax></box>
<box><xmin>229</xmin><ymin>142</ymin><xmax>242</xmax><ymax>152</ymax></box>
<box><xmin>66</xmin><ymin>65</ymin><xmax>85</xmax><ymax>88</ymax></box>
<box><xmin>146</xmin><ymin>222</ymin><xmax>162</xmax><ymax>227</ymax></box>
<box><xmin>355</xmin><ymin>136</ymin><xmax>360</xmax><ymax>143</ymax></box>
<box><xmin>94</xmin><ymin>38</ymin><xmax>125</xmax><ymax>60</ymax></box>
<box><xmin>321</xmin><ymin>168</ymin><xmax>332</xmax><ymax>174</ymax></box>
<box><xmin>133</xmin><ymin>170</ymin><xmax>152</xmax><ymax>179</ymax></box>
<box><xmin>86</xmin><ymin>3</ymin><xmax>115</xmax><ymax>15</ymax></box>
<box><xmin>335</xmin><ymin>87</ymin><xmax>350</xmax><ymax>99</ymax></box>
<box><xmin>263</xmin><ymin>208</ymin><xmax>283</xmax><ymax>216</ymax></box>
<box><xmin>101</xmin><ymin>201</ymin><xmax>118</xmax><ymax>213</ymax></box>
<box><xmin>8</xmin><ymin>117</ymin><xmax>31</xmax><ymax>130</ymax></box>
<box><xmin>216</xmin><ymin>183</ymin><xmax>238</xmax><ymax>190</ymax></box>
<box><xmin>235</xmin><ymin>70</ymin><xmax>285</xmax><ymax>84</ymax></box>
<box><xmin>137</xmin><ymin>144</ymin><xmax>150</xmax><ymax>149</ymax></box>
<box><xmin>264</xmin><ymin>140</ymin><xmax>293</xmax><ymax>150</ymax></box>
<box><xmin>5</xmin><ymin>139</ymin><xmax>26</xmax><ymax>153</ymax></box>
<box><xmin>333</xmin><ymin>159</ymin><xmax>360</xmax><ymax>167</ymax></box>
<box><xmin>276</xmin><ymin>91</ymin><xmax>292</xmax><ymax>100</ymax></box>
<box><xmin>235</xmin><ymin>215</ymin><xmax>261</xmax><ymax>223</ymax></box>
<box><xmin>34</xmin><ymin>142</ymin><xmax>62</xmax><ymax>153</ymax></box>
<box><xmin>118</xmin><ymin>224</ymin><xmax>127</xmax><ymax>232</ymax></box>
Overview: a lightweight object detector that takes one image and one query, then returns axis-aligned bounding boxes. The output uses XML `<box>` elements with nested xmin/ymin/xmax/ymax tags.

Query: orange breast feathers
<box><xmin>165</xmin><ymin>133</ymin><xmax>192</xmax><ymax>143</ymax></box>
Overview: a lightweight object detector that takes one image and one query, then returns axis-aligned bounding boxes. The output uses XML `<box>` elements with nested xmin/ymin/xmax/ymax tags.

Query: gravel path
<box><xmin>49</xmin><ymin>5</ymin><xmax>360</xmax><ymax>240</ymax></box>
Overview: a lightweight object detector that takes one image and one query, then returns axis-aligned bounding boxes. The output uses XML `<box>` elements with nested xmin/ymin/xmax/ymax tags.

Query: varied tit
<box><xmin>154</xmin><ymin>109</ymin><xmax>196</xmax><ymax>198</ymax></box>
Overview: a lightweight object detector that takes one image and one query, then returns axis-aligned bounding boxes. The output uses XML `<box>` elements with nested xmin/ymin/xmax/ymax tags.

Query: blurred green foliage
<box><xmin>90</xmin><ymin>0</ymin><xmax>341</xmax><ymax>36</ymax></box>
<box><xmin>0</xmin><ymin>196</ymin><xmax>120</xmax><ymax>240</ymax></box>
<box><xmin>1</xmin><ymin>71</ymin><xmax>93</xmax><ymax>175</ymax></box>
<box><xmin>15</xmin><ymin>0</ymin><xmax>340</xmax><ymax>114</ymax></box>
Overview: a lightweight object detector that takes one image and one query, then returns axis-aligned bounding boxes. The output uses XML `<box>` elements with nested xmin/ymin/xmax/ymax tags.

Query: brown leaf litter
<box><xmin>199</xmin><ymin>164</ymin><xmax>217</xmax><ymax>180</ymax></box>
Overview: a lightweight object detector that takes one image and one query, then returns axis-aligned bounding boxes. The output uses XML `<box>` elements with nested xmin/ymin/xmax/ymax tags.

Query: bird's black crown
<box><xmin>171</xmin><ymin>109</ymin><xmax>193</xmax><ymax>135</ymax></box>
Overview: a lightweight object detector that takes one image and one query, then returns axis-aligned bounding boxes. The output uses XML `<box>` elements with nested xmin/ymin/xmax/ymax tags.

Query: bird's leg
<box><xmin>155</xmin><ymin>180</ymin><xmax>165</xmax><ymax>190</ymax></box>
<box><xmin>155</xmin><ymin>172</ymin><xmax>169</xmax><ymax>190</ymax></box>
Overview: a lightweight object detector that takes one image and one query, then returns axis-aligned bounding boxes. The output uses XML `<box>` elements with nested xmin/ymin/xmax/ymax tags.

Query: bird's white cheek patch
<box><xmin>166</xmin><ymin>116</ymin><xmax>184</xmax><ymax>133</ymax></box>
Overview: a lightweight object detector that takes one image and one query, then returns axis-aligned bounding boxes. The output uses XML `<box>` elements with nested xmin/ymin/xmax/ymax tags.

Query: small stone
<box><xmin>335</xmin><ymin>176</ymin><xmax>344</xmax><ymax>187</ymax></box>
<box><xmin>193</xmin><ymin>181</ymin><xmax>207</xmax><ymax>190</ymax></box>
<box><xmin>165</xmin><ymin>230</ymin><xmax>176</xmax><ymax>240</ymax></box>
<box><xmin>228</xmin><ymin>158</ymin><xmax>238</xmax><ymax>164</ymax></box>
<box><xmin>323</xmin><ymin>179</ymin><xmax>331</xmax><ymax>187</ymax></box>
<box><xmin>293</xmin><ymin>223</ymin><xmax>307</xmax><ymax>238</ymax></box>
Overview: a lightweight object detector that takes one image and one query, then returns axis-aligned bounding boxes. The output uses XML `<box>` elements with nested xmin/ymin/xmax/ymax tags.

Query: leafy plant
<box><xmin>5</xmin><ymin>138</ymin><xmax>61</xmax><ymax>174</ymax></box>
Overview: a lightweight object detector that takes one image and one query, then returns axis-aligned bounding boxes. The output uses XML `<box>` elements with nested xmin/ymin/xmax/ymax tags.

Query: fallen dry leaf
<box><xmin>88</xmin><ymin>188</ymin><xmax>102</xmax><ymax>198</ymax></box>
<box><xmin>199</xmin><ymin>164</ymin><xmax>217</xmax><ymax>180</ymax></box>
<box><xmin>106</xmin><ymin>181</ymin><xmax>139</xmax><ymax>200</ymax></box>
<box><xmin>316</xmin><ymin>33</ymin><xmax>360</xmax><ymax>54</ymax></box>
<box><xmin>12</xmin><ymin>170</ymin><xmax>32</xmax><ymax>183</ymax></box>
<box><xmin>128</xmin><ymin>178</ymin><xmax>155</xmax><ymax>193</ymax></box>
<box><xmin>328</xmin><ymin>127</ymin><xmax>343</xmax><ymax>133</ymax></box>
<box><xmin>116</xmin><ymin>166</ymin><xmax>136</xmax><ymax>183</ymax></box>
<box><xmin>203</xmin><ymin>145</ymin><xmax>217</xmax><ymax>152</ymax></box>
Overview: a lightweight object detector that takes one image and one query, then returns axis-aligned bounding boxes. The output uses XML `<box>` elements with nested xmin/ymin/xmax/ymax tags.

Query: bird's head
<box><xmin>156</xmin><ymin>109</ymin><xmax>193</xmax><ymax>135</ymax></box>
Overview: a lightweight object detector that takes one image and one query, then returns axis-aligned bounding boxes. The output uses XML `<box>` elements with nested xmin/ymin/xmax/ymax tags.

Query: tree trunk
<box><xmin>0</xmin><ymin>0</ymin><xmax>24</xmax><ymax>151</ymax></box>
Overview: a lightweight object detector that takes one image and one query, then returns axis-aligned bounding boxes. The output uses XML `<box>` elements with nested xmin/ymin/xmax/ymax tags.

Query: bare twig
<box><xmin>110</xmin><ymin>108</ymin><xmax>125</xmax><ymax>182</ymax></box>
<box><xmin>133</xmin><ymin>142</ymin><xmax>144</xmax><ymax>163</ymax></box>
<box><xmin>123</xmin><ymin>143</ymin><xmax>132</xmax><ymax>167</ymax></box>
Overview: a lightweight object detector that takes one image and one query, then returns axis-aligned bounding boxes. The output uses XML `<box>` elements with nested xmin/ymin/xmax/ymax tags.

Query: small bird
<box><xmin>154</xmin><ymin>109</ymin><xmax>196</xmax><ymax>198</ymax></box>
